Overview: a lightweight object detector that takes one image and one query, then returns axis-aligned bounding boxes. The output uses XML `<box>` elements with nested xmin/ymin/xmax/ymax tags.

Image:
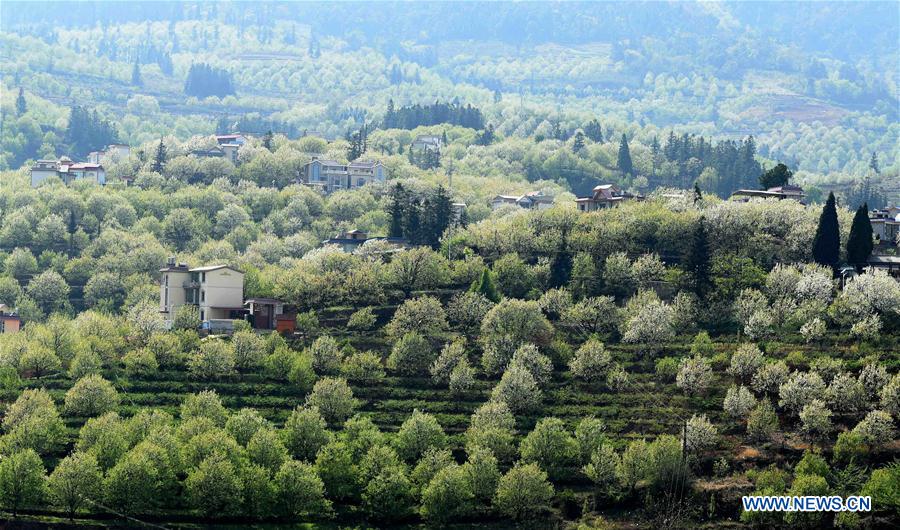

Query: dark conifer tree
<box><xmin>617</xmin><ymin>133</ymin><xmax>633</xmax><ymax>176</ymax></box>
<box><xmin>549</xmin><ymin>229</ymin><xmax>573</xmax><ymax>289</ymax></box>
<box><xmin>693</xmin><ymin>183</ymin><xmax>703</xmax><ymax>204</ymax></box>
<box><xmin>584</xmin><ymin>119</ymin><xmax>603</xmax><ymax>142</ymax></box>
<box><xmin>263</xmin><ymin>130</ymin><xmax>273</xmax><ymax>151</ymax></box>
<box><xmin>684</xmin><ymin>216</ymin><xmax>712</xmax><ymax>299</ymax></box>
<box><xmin>812</xmin><ymin>192</ymin><xmax>841</xmax><ymax>269</ymax></box>
<box><xmin>471</xmin><ymin>268</ymin><xmax>500</xmax><ymax>303</ymax></box>
<box><xmin>388</xmin><ymin>184</ymin><xmax>406</xmax><ymax>238</ymax></box>
<box><xmin>152</xmin><ymin>138</ymin><xmax>167</xmax><ymax>173</ymax></box>
<box><xmin>131</xmin><ymin>62</ymin><xmax>143</xmax><ymax>86</ymax></box>
<box><xmin>15</xmin><ymin>88</ymin><xmax>26</xmax><ymax>116</ymax></box>
<box><xmin>846</xmin><ymin>203</ymin><xmax>873</xmax><ymax>271</ymax></box>
<box><xmin>572</xmin><ymin>131</ymin><xmax>585</xmax><ymax>153</ymax></box>
<box><xmin>759</xmin><ymin>163</ymin><xmax>792</xmax><ymax>189</ymax></box>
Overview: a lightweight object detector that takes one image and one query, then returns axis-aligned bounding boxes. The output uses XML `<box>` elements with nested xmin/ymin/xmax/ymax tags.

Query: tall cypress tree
<box><xmin>617</xmin><ymin>133</ymin><xmax>633</xmax><ymax>176</ymax></box>
<box><xmin>812</xmin><ymin>192</ymin><xmax>841</xmax><ymax>268</ymax></box>
<box><xmin>846</xmin><ymin>203</ymin><xmax>873</xmax><ymax>270</ymax></box>
<box><xmin>684</xmin><ymin>216</ymin><xmax>712</xmax><ymax>299</ymax></box>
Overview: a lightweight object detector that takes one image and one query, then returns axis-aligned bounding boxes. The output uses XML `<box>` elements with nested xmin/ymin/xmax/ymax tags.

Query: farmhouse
<box><xmin>31</xmin><ymin>156</ymin><xmax>106</xmax><ymax>187</ymax></box>
<box><xmin>88</xmin><ymin>143</ymin><xmax>131</xmax><ymax>164</ymax></box>
<box><xmin>159</xmin><ymin>258</ymin><xmax>290</xmax><ymax>331</ymax></box>
<box><xmin>870</xmin><ymin>206</ymin><xmax>899</xmax><ymax>247</ymax></box>
<box><xmin>491</xmin><ymin>191</ymin><xmax>554</xmax><ymax>210</ymax></box>
<box><xmin>0</xmin><ymin>305</ymin><xmax>21</xmax><ymax>334</ymax></box>
<box><xmin>731</xmin><ymin>184</ymin><xmax>806</xmax><ymax>202</ymax></box>
<box><xmin>575</xmin><ymin>184</ymin><xmax>641</xmax><ymax>212</ymax></box>
<box><xmin>322</xmin><ymin>230</ymin><xmax>407</xmax><ymax>253</ymax></box>
<box><xmin>299</xmin><ymin>156</ymin><xmax>386</xmax><ymax>194</ymax></box>
<box><xmin>411</xmin><ymin>135</ymin><xmax>442</xmax><ymax>152</ymax></box>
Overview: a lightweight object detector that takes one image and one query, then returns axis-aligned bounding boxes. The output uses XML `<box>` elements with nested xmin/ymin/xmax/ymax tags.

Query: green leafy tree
<box><xmin>274</xmin><ymin>460</ymin><xmax>331</xmax><ymax>517</ymax></box>
<box><xmin>493</xmin><ymin>463</ymin><xmax>554</xmax><ymax>521</ymax></box>
<box><xmin>0</xmin><ymin>449</ymin><xmax>46</xmax><ymax>516</ymax></box>
<box><xmin>759</xmin><ymin>163</ymin><xmax>792</xmax><ymax>189</ymax></box>
<box><xmin>684</xmin><ymin>216</ymin><xmax>712</xmax><ymax>299</ymax></box>
<box><xmin>519</xmin><ymin>417</ymin><xmax>579</xmax><ymax>479</ymax></box>
<box><xmin>394</xmin><ymin>409</ymin><xmax>447</xmax><ymax>462</ymax></box>
<box><xmin>282</xmin><ymin>406</ymin><xmax>331</xmax><ymax>461</ymax></box>
<box><xmin>185</xmin><ymin>454</ymin><xmax>243</xmax><ymax>517</ymax></box>
<box><xmin>420</xmin><ymin>465</ymin><xmax>474</xmax><ymax>523</ymax></box>
<box><xmin>47</xmin><ymin>451</ymin><xmax>102</xmax><ymax>519</ymax></box>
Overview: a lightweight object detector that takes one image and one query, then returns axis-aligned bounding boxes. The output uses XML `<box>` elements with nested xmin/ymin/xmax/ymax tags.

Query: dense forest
<box><xmin>1</xmin><ymin>1</ymin><xmax>897</xmax><ymax>201</ymax></box>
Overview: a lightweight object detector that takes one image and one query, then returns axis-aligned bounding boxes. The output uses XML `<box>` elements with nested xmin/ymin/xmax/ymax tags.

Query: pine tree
<box><xmin>572</xmin><ymin>132</ymin><xmax>585</xmax><ymax>154</ymax></box>
<box><xmin>152</xmin><ymin>138</ymin><xmax>167</xmax><ymax>173</ymax></box>
<box><xmin>471</xmin><ymin>268</ymin><xmax>500</xmax><ymax>303</ymax></box>
<box><xmin>846</xmin><ymin>203</ymin><xmax>873</xmax><ymax>270</ymax></box>
<box><xmin>131</xmin><ymin>62</ymin><xmax>143</xmax><ymax>86</ymax></box>
<box><xmin>15</xmin><ymin>88</ymin><xmax>26</xmax><ymax>116</ymax></box>
<box><xmin>812</xmin><ymin>192</ymin><xmax>841</xmax><ymax>269</ymax></box>
<box><xmin>263</xmin><ymin>130</ymin><xmax>274</xmax><ymax>151</ymax></box>
<box><xmin>869</xmin><ymin>152</ymin><xmax>880</xmax><ymax>175</ymax></box>
<box><xmin>693</xmin><ymin>183</ymin><xmax>703</xmax><ymax>204</ymax></box>
<box><xmin>617</xmin><ymin>133</ymin><xmax>633</xmax><ymax>176</ymax></box>
<box><xmin>684</xmin><ymin>216</ymin><xmax>712</xmax><ymax>299</ymax></box>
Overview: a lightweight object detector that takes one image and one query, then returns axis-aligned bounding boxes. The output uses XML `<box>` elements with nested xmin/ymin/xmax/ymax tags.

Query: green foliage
<box><xmin>493</xmin><ymin>463</ymin><xmax>554</xmax><ymax>521</ymax></box>
<box><xmin>812</xmin><ymin>192</ymin><xmax>841</xmax><ymax>268</ymax></box>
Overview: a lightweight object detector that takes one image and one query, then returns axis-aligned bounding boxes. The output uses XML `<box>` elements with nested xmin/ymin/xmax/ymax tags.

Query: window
<box><xmin>201</xmin><ymin>272</ymin><xmax>206</xmax><ymax>282</ymax></box>
<box><xmin>200</xmin><ymin>310</ymin><xmax>205</xmax><ymax>321</ymax></box>
<box><xmin>200</xmin><ymin>290</ymin><xmax>205</xmax><ymax>302</ymax></box>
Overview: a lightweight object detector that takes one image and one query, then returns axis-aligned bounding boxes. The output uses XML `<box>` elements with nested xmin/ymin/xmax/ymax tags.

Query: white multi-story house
<box><xmin>411</xmin><ymin>135</ymin><xmax>442</xmax><ymax>152</ymax></box>
<box><xmin>299</xmin><ymin>156</ymin><xmax>385</xmax><ymax>194</ymax></box>
<box><xmin>88</xmin><ymin>143</ymin><xmax>131</xmax><ymax>164</ymax></box>
<box><xmin>31</xmin><ymin>157</ymin><xmax>106</xmax><ymax>187</ymax></box>
<box><xmin>159</xmin><ymin>260</ymin><xmax>245</xmax><ymax>325</ymax></box>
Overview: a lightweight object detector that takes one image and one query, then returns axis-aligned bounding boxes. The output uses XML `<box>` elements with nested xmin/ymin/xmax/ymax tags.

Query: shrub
<box><xmin>308</xmin><ymin>336</ymin><xmax>343</xmax><ymax>375</ymax></box>
<box><xmin>747</xmin><ymin>399</ymin><xmax>779</xmax><ymax>442</ymax></box>
<box><xmin>676</xmin><ymin>356</ymin><xmax>712</xmax><ymax>396</ymax></box>
<box><xmin>833</xmin><ymin>431</ymin><xmax>868</xmax><ymax>465</ymax></box>
<box><xmin>232</xmin><ymin>330</ymin><xmax>266</xmax><ymax>370</ymax></box>
<box><xmin>723</xmin><ymin>385</ymin><xmax>756</xmax><ymax>418</ymax></box>
<box><xmin>655</xmin><ymin>357</ymin><xmax>679</xmax><ymax>382</ymax></box>
<box><xmin>728</xmin><ymin>343</ymin><xmax>764</xmax><ymax>382</ymax></box>
<box><xmin>852</xmin><ymin>410</ymin><xmax>896</xmax><ymax>447</ymax></box>
<box><xmin>295</xmin><ymin>310</ymin><xmax>320</xmax><ymax>337</ymax></box>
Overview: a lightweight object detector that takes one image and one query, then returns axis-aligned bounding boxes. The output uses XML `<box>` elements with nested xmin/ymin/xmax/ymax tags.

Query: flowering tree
<box><xmin>723</xmin><ymin>385</ymin><xmax>756</xmax><ymax>418</ymax></box>
<box><xmin>727</xmin><ymin>343</ymin><xmax>764</xmax><ymax>382</ymax></box>
<box><xmin>779</xmin><ymin>371</ymin><xmax>827</xmax><ymax>415</ymax></box>
<box><xmin>684</xmin><ymin>414</ymin><xmax>717</xmax><ymax>454</ymax></box>
<box><xmin>676</xmin><ymin>356</ymin><xmax>712</xmax><ymax>396</ymax></box>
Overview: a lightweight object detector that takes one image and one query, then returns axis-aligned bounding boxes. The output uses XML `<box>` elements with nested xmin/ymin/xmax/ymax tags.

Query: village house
<box><xmin>322</xmin><ymin>230</ymin><xmax>407</xmax><ymax>253</ymax></box>
<box><xmin>159</xmin><ymin>258</ymin><xmax>289</xmax><ymax>332</ymax></box>
<box><xmin>411</xmin><ymin>135</ymin><xmax>442</xmax><ymax>152</ymax></box>
<box><xmin>731</xmin><ymin>184</ymin><xmax>806</xmax><ymax>203</ymax></box>
<box><xmin>0</xmin><ymin>305</ymin><xmax>21</xmax><ymax>334</ymax></box>
<box><xmin>299</xmin><ymin>156</ymin><xmax>386</xmax><ymax>194</ymax></box>
<box><xmin>214</xmin><ymin>134</ymin><xmax>247</xmax><ymax>164</ymax></box>
<box><xmin>88</xmin><ymin>143</ymin><xmax>131</xmax><ymax>164</ymax></box>
<box><xmin>491</xmin><ymin>191</ymin><xmax>554</xmax><ymax>210</ymax></box>
<box><xmin>31</xmin><ymin>156</ymin><xmax>106</xmax><ymax>187</ymax></box>
<box><xmin>575</xmin><ymin>184</ymin><xmax>641</xmax><ymax>212</ymax></box>
<box><xmin>871</xmin><ymin>206</ymin><xmax>899</xmax><ymax>247</ymax></box>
